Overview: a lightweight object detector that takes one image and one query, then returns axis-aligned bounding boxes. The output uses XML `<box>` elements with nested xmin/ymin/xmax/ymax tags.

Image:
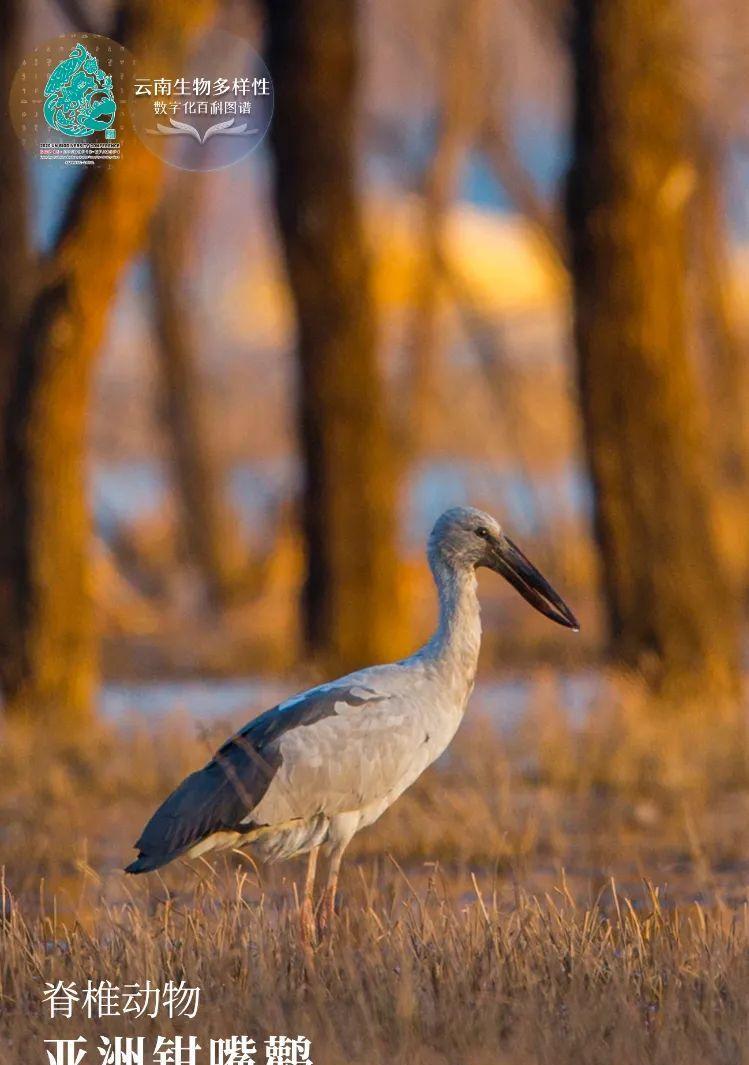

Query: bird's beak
<box><xmin>489</xmin><ymin>535</ymin><xmax>579</xmax><ymax>631</ymax></box>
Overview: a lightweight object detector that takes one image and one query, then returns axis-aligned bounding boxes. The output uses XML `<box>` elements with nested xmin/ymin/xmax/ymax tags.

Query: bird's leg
<box><xmin>318</xmin><ymin>848</ymin><xmax>343</xmax><ymax>934</ymax></box>
<box><xmin>299</xmin><ymin>846</ymin><xmax>319</xmax><ymax>943</ymax></box>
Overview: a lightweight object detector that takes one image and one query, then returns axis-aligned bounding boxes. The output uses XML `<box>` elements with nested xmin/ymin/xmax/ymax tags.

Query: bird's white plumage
<box><xmin>128</xmin><ymin>506</ymin><xmax>576</xmax><ymax>886</ymax></box>
<box><xmin>188</xmin><ymin>528</ymin><xmax>484</xmax><ymax>864</ymax></box>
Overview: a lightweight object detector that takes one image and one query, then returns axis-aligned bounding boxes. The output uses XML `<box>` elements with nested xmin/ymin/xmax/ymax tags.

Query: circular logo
<box><xmin>9</xmin><ymin>30</ymin><xmax>272</xmax><ymax>172</ymax></box>
<box><xmin>10</xmin><ymin>33</ymin><xmax>132</xmax><ymax>166</ymax></box>
<box><xmin>127</xmin><ymin>29</ymin><xmax>274</xmax><ymax>172</ymax></box>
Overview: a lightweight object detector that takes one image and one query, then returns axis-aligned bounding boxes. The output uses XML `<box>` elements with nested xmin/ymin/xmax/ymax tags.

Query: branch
<box><xmin>479</xmin><ymin>110</ymin><xmax>568</xmax><ymax>270</ymax></box>
<box><xmin>403</xmin><ymin>0</ymin><xmax>488</xmax><ymax>453</ymax></box>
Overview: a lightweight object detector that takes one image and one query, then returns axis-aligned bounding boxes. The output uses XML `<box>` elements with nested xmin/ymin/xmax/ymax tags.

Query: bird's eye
<box><xmin>475</xmin><ymin>526</ymin><xmax>490</xmax><ymax>540</ymax></box>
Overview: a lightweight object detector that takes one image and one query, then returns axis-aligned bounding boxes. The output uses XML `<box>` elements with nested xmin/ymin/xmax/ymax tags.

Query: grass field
<box><xmin>3</xmin><ymin>674</ymin><xmax>749</xmax><ymax>1064</ymax></box>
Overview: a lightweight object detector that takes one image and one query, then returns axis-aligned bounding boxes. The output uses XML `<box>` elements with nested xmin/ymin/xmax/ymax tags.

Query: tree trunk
<box><xmin>565</xmin><ymin>0</ymin><xmax>739</xmax><ymax>700</ymax></box>
<box><xmin>150</xmin><ymin>182</ymin><xmax>236</xmax><ymax>610</ymax></box>
<box><xmin>694</xmin><ymin>137</ymin><xmax>749</xmax><ymax>492</ymax></box>
<box><xmin>0</xmin><ymin>0</ymin><xmax>215</xmax><ymax>724</ymax></box>
<box><xmin>0</xmin><ymin>0</ymin><xmax>31</xmax><ymax>411</ymax></box>
<box><xmin>263</xmin><ymin>0</ymin><xmax>402</xmax><ymax>672</ymax></box>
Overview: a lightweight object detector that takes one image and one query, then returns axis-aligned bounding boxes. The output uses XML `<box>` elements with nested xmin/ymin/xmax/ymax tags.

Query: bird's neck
<box><xmin>423</xmin><ymin>559</ymin><xmax>482</xmax><ymax>691</ymax></box>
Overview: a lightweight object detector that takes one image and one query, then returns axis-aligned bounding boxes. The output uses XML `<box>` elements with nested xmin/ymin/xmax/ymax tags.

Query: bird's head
<box><xmin>428</xmin><ymin>506</ymin><xmax>579</xmax><ymax>630</ymax></box>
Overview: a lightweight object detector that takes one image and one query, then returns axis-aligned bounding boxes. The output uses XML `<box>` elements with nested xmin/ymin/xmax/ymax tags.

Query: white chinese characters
<box><xmin>43</xmin><ymin>981</ymin><xmax>200</xmax><ymax>1020</ymax></box>
<box><xmin>134</xmin><ymin>77</ymin><xmax>270</xmax><ymax>97</ymax></box>
<box><xmin>43</xmin><ymin>1037</ymin><xmax>312</xmax><ymax>1065</ymax></box>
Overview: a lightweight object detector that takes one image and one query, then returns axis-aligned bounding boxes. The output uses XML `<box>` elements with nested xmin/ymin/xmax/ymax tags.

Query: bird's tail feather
<box><xmin>125</xmin><ymin>852</ymin><xmax>177</xmax><ymax>875</ymax></box>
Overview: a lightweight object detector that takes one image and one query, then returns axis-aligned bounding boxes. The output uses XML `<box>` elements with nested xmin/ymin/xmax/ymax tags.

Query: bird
<box><xmin>126</xmin><ymin>506</ymin><xmax>578</xmax><ymax>934</ymax></box>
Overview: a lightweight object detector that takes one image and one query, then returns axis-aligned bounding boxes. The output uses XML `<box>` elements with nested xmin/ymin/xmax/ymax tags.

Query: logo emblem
<box><xmin>43</xmin><ymin>42</ymin><xmax>116</xmax><ymax>138</ymax></box>
<box><xmin>127</xmin><ymin>28</ymin><xmax>273</xmax><ymax>171</ymax></box>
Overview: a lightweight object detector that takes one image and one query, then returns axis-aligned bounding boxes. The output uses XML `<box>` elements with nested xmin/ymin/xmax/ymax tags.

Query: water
<box><xmin>101</xmin><ymin>672</ymin><xmax>601</xmax><ymax>732</ymax></box>
<box><xmin>102</xmin><ymin>676</ymin><xmax>287</xmax><ymax>723</ymax></box>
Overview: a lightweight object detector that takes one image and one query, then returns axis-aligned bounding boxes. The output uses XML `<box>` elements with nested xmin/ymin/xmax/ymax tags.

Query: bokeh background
<box><xmin>3</xmin><ymin>2</ymin><xmax>749</xmax><ymax>1059</ymax></box>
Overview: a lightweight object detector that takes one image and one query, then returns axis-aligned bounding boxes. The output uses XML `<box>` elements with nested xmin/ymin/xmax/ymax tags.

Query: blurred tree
<box><xmin>53</xmin><ymin>0</ymin><xmax>98</xmax><ymax>35</ymax></box>
<box><xmin>149</xmin><ymin>181</ymin><xmax>238</xmax><ymax>610</ymax></box>
<box><xmin>566</xmin><ymin>0</ymin><xmax>740</xmax><ymax>699</ymax></box>
<box><xmin>694</xmin><ymin>135</ymin><xmax>749</xmax><ymax>492</ymax></box>
<box><xmin>0</xmin><ymin>0</ymin><xmax>215</xmax><ymax>724</ymax></box>
<box><xmin>0</xmin><ymin>0</ymin><xmax>31</xmax><ymax>412</ymax></box>
<box><xmin>263</xmin><ymin>0</ymin><xmax>402</xmax><ymax>672</ymax></box>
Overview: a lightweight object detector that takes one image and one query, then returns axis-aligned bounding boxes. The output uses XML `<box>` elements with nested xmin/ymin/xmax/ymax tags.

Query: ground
<box><xmin>2</xmin><ymin>672</ymin><xmax>749</xmax><ymax>1064</ymax></box>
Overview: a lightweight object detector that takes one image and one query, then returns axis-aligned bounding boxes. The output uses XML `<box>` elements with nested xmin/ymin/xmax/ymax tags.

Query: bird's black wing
<box><xmin>125</xmin><ymin>684</ymin><xmax>382</xmax><ymax>873</ymax></box>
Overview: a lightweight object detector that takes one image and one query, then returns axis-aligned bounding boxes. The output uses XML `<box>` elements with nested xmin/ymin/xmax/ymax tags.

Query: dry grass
<box><xmin>3</xmin><ymin>675</ymin><xmax>749</xmax><ymax>1063</ymax></box>
<box><xmin>4</xmin><ymin>870</ymin><xmax>749</xmax><ymax>1065</ymax></box>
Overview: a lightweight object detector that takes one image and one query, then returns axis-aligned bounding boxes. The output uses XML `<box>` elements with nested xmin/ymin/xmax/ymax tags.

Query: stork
<box><xmin>126</xmin><ymin>507</ymin><xmax>578</xmax><ymax>934</ymax></box>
